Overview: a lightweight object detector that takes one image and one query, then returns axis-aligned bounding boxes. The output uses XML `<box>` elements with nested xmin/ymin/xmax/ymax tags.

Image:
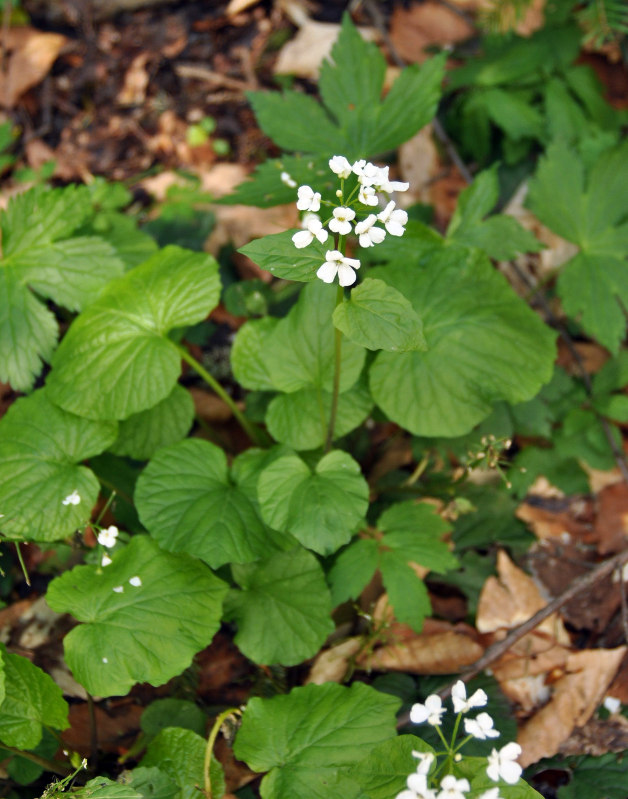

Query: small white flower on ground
<box><xmin>477</xmin><ymin>789</ymin><xmax>502</xmax><ymax>799</ymax></box>
<box><xmin>97</xmin><ymin>525</ymin><xmax>119</xmax><ymax>549</ymax></box>
<box><xmin>296</xmin><ymin>185</ymin><xmax>321</xmax><ymax>212</ymax></box>
<box><xmin>292</xmin><ymin>215</ymin><xmax>329</xmax><ymax>248</ymax></box>
<box><xmin>280</xmin><ymin>171</ymin><xmax>296</xmax><ymax>188</ymax></box>
<box><xmin>412</xmin><ymin>751</ymin><xmax>435</xmax><ymax>775</ymax></box>
<box><xmin>378</xmin><ymin>201</ymin><xmax>408</xmax><ymax>236</ymax></box>
<box><xmin>129</xmin><ymin>576</ymin><xmax>142</xmax><ymax>587</ymax></box>
<box><xmin>62</xmin><ymin>490</ymin><xmax>81</xmax><ymax>506</ymax></box>
<box><xmin>112</xmin><ymin>586</ymin><xmax>124</xmax><ymax>593</ymax></box>
<box><xmin>396</xmin><ymin>772</ymin><xmax>437</xmax><ymax>799</ymax></box>
<box><xmin>355</xmin><ymin>214</ymin><xmax>386</xmax><ymax>247</ymax></box>
<box><xmin>410</xmin><ymin>694</ymin><xmax>445</xmax><ymax>726</ymax></box>
<box><xmin>358</xmin><ymin>183</ymin><xmax>379</xmax><ymax>206</ymax></box>
<box><xmin>436</xmin><ymin>775</ymin><xmax>470</xmax><ymax>799</ymax></box>
<box><xmin>317</xmin><ymin>250</ymin><xmax>360</xmax><ymax>287</ymax></box>
<box><xmin>101</xmin><ymin>553</ymin><xmax>112</xmax><ymax>567</ymax></box>
<box><xmin>329</xmin><ymin>155</ymin><xmax>352</xmax><ymax>178</ymax></box>
<box><xmin>328</xmin><ymin>206</ymin><xmax>356</xmax><ymax>235</ymax></box>
<box><xmin>464</xmin><ymin>712</ymin><xmax>500</xmax><ymax>740</ymax></box>
<box><xmin>487</xmin><ymin>743</ymin><xmax>522</xmax><ymax>784</ymax></box>
<box><xmin>604</xmin><ymin>695</ymin><xmax>622</xmax><ymax>713</ymax></box>
<box><xmin>102</xmin><ymin>657</ymin><xmax>108</xmax><ymax>664</ymax></box>
<box><xmin>452</xmin><ymin>680</ymin><xmax>488</xmax><ymax>714</ymax></box>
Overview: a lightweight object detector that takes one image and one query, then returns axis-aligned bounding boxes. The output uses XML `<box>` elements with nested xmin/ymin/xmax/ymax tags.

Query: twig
<box><xmin>174</xmin><ymin>64</ymin><xmax>251</xmax><ymax>92</ymax></box>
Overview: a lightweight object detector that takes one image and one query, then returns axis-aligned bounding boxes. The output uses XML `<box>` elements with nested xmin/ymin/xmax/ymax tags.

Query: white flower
<box><xmin>604</xmin><ymin>695</ymin><xmax>621</xmax><ymax>714</ymax></box>
<box><xmin>329</xmin><ymin>155</ymin><xmax>352</xmax><ymax>178</ymax></box>
<box><xmin>292</xmin><ymin>215</ymin><xmax>329</xmax><ymax>248</ymax></box>
<box><xmin>487</xmin><ymin>743</ymin><xmax>522</xmax><ymax>785</ymax></box>
<box><xmin>317</xmin><ymin>250</ymin><xmax>360</xmax><ymax>287</ymax></box>
<box><xmin>410</xmin><ymin>694</ymin><xmax>445</xmax><ymax>726</ymax></box>
<box><xmin>378</xmin><ymin>201</ymin><xmax>408</xmax><ymax>236</ymax></box>
<box><xmin>296</xmin><ymin>185</ymin><xmax>321</xmax><ymax>212</ymax></box>
<box><xmin>102</xmin><ymin>657</ymin><xmax>108</xmax><ymax>664</ymax></box>
<box><xmin>452</xmin><ymin>680</ymin><xmax>488</xmax><ymax>714</ymax></box>
<box><xmin>97</xmin><ymin>525</ymin><xmax>118</xmax><ymax>549</ymax></box>
<box><xmin>129</xmin><ymin>576</ymin><xmax>142</xmax><ymax>587</ymax></box>
<box><xmin>397</xmin><ymin>773</ymin><xmax>437</xmax><ymax>799</ymax></box>
<box><xmin>355</xmin><ymin>214</ymin><xmax>386</xmax><ymax>247</ymax></box>
<box><xmin>357</xmin><ymin>161</ymin><xmax>386</xmax><ymax>186</ymax></box>
<box><xmin>112</xmin><ymin>586</ymin><xmax>124</xmax><ymax>594</ymax></box>
<box><xmin>328</xmin><ymin>206</ymin><xmax>355</xmax><ymax>235</ymax></box>
<box><xmin>464</xmin><ymin>712</ymin><xmax>500</xmax><ymax>740</ymax></box>
<box><xmin>358</xmin><ymin>183</ymin><xmax>379</xmax><ymax>206</ymax></box>
<box><xmin>477</xmin><ymin>790</ymin><xmax>502</xmax><ymax>799</ymax></box>
<box><xmin>280</xmin><ymin>171</ymin><xmax>296</xmax><ymax>188</ymax></box>
<box><xmin>62</xmin><ymin>490</ymin><xmax>81</xmax><ymax>506</ymax></box>
<box><xmin>352</xmin><ymin>158</ymin><xmax>367</xmax><ymax>176</ymax></box>
<box><xmin>382</xmin><ymin>178</ymin><xmax>410</xmax><ymax>193</ymax></box>
<box><xmin>101</xmin><ymin>553</ymin><xmax>112</xmax><ymax>567</ymax></box>
<box><xmin>412</xmin><ymin>751</ymin><xmax>435</xmax><ymax>776</ymax></box>
<box><xmin>436</xmin><ymin>775</ymin><xmax>470</xmax><ymax>799</ymax></box>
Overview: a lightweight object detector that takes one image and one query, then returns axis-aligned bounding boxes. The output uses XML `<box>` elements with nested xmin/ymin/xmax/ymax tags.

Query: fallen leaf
<box><xmin>225</xmin><ymin>0</ymin><xmax>261</xmax><ymax>15</ymax></box>
<box><xmin>390</xmin><ymin>1</ymin><xmax>474</xmax><ymax>64</ymax></box>
<box><xmin>118</xmin><ymin>52</ymin><xmax>150</xmax><ymax>106</ymax></box>
<box><xmin>398</xmin><ymin>125</ymin><xmax>442</xmax><ymax>205</ymax></box>
<box><xmin>189</xmin><ymin>387</ymin><xmax>233</xmax><ymax>423</ymax></box>
<box><xmin>62</xmin><ymin>701</ymin><xmax>143</xmax><ymax>755</ymax></box>
<box><xmin>275</xmin><ymin>21</ymin><xmax>342</xmax><ymax>80</ymax></box>
<box><xmin>594</xmin><ymin>483</ymin><xmax>628</xmax><ymax>555</ymax></box>
<box><xmin>306</xmin><ymin>637</ymin><xmax>364</xmax><ymax>684</ymax></box>
<box><xmin>0</xmin><ymin>28</ymin><xmax>67</xmax><ymax>107</ymax></box>
<box><xmin>518</xmin><ymin>647</ymin><xmax>626</xmax><ymax>766</ymax></box>
<box><xmin>559</xmin><ymin>714</ymin><xmax>628</xmax><ymax>756</ymax></box>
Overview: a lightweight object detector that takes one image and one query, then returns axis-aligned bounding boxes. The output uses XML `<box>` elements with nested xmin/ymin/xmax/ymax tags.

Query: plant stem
<box><xmin>1</xmin><ymin>745</ymin><xmax>72</xmax><ymax>777</ymax></box>
<box><xmin>325</xmin><ymin>283</ymin><xmax>345</xmax><ymax>452</ymax></box>
<box><xmin>177</xmin><ymin>345</ymin><xmax>266</xmax><ymax>446</ymax></box>
<box><xmin>203</xmin><ymin>707</ymin><xmax>240</xmax><ymax>799</ymax></box>
<box><xmin>14</xmin><ymin>543</ymin><xmax>30</xmax><ymax>587</ymax></box>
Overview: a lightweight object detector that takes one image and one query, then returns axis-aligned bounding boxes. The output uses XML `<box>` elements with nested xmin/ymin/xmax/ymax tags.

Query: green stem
<box><xmin>325</xmin><ymin>283</ymin><xmax>344</xmax><ymax>452</ymax></box>
<box><xmin>0</xmin><ymin>745</ymin><xmax>72</xmax><ymax>777</ymax></box>
<box><xmin>177</xmin><ymin>345</ymin><xmax>266</xmax><ymax>446</ymax></box>
<box><xmin>14</xmin><ymin>543</ymin><xmax>30</xmax><ymax>587</ymax></box>
<box><xmin>203</xmin><ymin>708</ymin><xmax>239</xmax><ymax>799</ymax></box>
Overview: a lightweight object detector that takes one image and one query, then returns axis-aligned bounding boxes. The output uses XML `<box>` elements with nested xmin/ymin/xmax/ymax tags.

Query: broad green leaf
<box><xmin>220</xmin><ymin>155</ymin><xmax>331</xmax><ymax>208</ymax></box>
<box><xmin>258</xmin><ymin>450</ymin><xmax>369</xmax><ymax>555</ymax></box>
<box><xmin>348</xmin><ymin>736</ymin><xmax>434</xmax><ymax>799</ymax></box>
<box><xmin>264</xmin><ymin>281</ymin><xmax>366</xmax><ymax>394</ymax></box>
<box><xmin>84</xmin><ymin>210</ymin><xmax>159</xmax><ymax>269</ymax></box>
<box><xmin>0</xmin><ymin>266</ymin><xmax>58</xmax><ymax>392</ymax></box>
<box><xmin>583</xmin><ymin>139</ymin><xmax>628</xmax><ymax>235</ymax></box>
<box><xmin>379</xmin><ymin>552</ymin><xmax>431</xmax><ymax>630</ymax></box>
<box><xmin>592</xmin><ymin>350</ymin><xmax>628</xmax><ymax>395</ymax></box>
<box><xmin>231</xmin><ymin>317</ymin><xmax>279</xmax><ymax>391</ymax></box>
<box><xmin>265</xmin><ymin>380</ymin><xmax>372</xmax><ymax>450</ymax></box>
<box><xmin>544</xmin><ymin>77</ymin><xmax>589</xmax><ymax>144</ymax></box>
<box><xmin>47</xmin><ymin>246</ymin><xmax>221</xmax><ymax>420</ymax></box>
<box><xmin>377</xmin><ymin>501</ymin><xmax>456</xmax><ymax>572</ymax></box>
<box><xmin>226</xmin><ymin>547</ymin><xmax>334</xmax><ymax>666</ymax></box>
<box><xmin>557</xmin><ymin>753</ymin><xmax>628</xmax><ymax>799</ymax></box>
<box><xmin>328</xmin><ymin>538</ymin><xmax>379</xmax><ymax>607</ymax></box>
<box><xmin>333</xmin><ymin>278</ymin><xmax>426</xmax><ymax>352</ymax></box>
<box><xmin>482</xmin><ymin>88</ymin><xmax>545</xmax><ymax>141</ymax></box>
<box><xmin>71</xmin><ymin>778</ymin><xmax>143</xmax><ymax>799</ymax></box>
<box><xmin>4</xmin><ymin>728</ymin><xmax>58</xmax><ymax>786</ymax></box>
<box><xmin>369</xmin><ymin>251</ymin><xmax>556</xmax><ymax>436</ymax></box>
<box><xmin>454</xmin><ymin>215</ymin><xmax>543</xmax><ymax>260</ymax></box>
<box><xmin>46</xmin><ymin>536</ymin><xmax>228</xmax><ymax>696</ymax></box>
<box><xmin>230</xmin><ymin>445</ymin><xmax>292</xmax><ymax>511</ymax></box>
<box><xmin>239</xmin><ymin>230</ymin><xmax>328</xmax><ymax>282</ymax></box>
<box><xmin>234</xmin><ymin>683</ymin><xmax>400</xmax><ymax>799</ymax></box>
<box><xmin>140</xmin><ymin>728</ymin><xmax>223</xmax><ymax>799</ymax></box>
<box><xmin>557</xmin><ymin>252</ymin><xmax>628</xmax><ymax>353</ymax></box>
<box><xmin>527</xmin><ymin>143</ymin><xmax>586</xmax><ymax>242</ymax></box>
<box><xmin>141</xmin><ymin>699</ymin><xmax>207</xmax><ymax>739</ymax></box>
<box><xmin>0</xmin><ymin>390</ymin><xmax>117</xmax><ymax>542</ymax></box>
<box><xmin>126</xmin><ymin>767</ymin><xmax>179</xmax><ymax>799</ymax></box>
<box><xmin>135</xmin><ymin>439</ymin><xmax>282</xmax><ymax>568</ymax></box>
<box><xmin>109</xmin><ymin>385</ymin><xmax>194</xmax><ymax>461</ymax></box>
<box><xmin>447</xmin><ymin>168</ymin><xmax>499</xmax><ymax>237</ymax></box>
<box><xmin>0</xmin><ymin>645</ymin><xmax>69</xmax><ymax>749</ymax></box>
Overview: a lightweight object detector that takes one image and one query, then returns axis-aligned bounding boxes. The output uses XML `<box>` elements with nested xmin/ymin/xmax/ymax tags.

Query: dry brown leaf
<box><xmin>516</xmin><ymin>501</ymin><xmax>591</xmax><ymax>543</ymax></box>
<box><xmin>225</xmin><ymin>0</ymin><xmax>261</xmax><ymax>15</ymax></box>
<box><xmin>518</xmin><ymin>647</ymin><xmax>626</xmax><ymax>767</ymax></box>
<box><xmin>594</xmin><ymin>482</ymin><xmax>628</xmax><ymax>554</ymax></box>
<box><xmin>275</xmin><ymin>21</ymin><xmax>341</xmax><ymax>80</ymax></box>
<box><xmin>0</xmin><ymin>28</ymin><xmax>67</xmax><ymax>107</ymax></box>
<box><xmin>560</xmin><ymin>714</ymin><xmax>628</xmax><ymax>756</ymax></box>
<box><xmin>390</xmin><ymin>1</ymin><xmax>473</xmax><ymax>63</ymax></box>
<box><xmin>118</xmin><ymin>52</ymin><xmax>150</xmax><ymax>106</ymax></box>
<box><xmin>398</xmin><ymin>126</ymin><xmax>441</xmax><ymax>205</ymax></box>
<box><xmin>306</xmin><ymin>637</ymin><xmax>364</xmax><ymax>685</ymax></box>
<box><xmin>189</xmin><ymin>388</ymin><xmax>233</xmax><ymax>423</ymax></box>
<box><xmin>63</xmin><ymin>702</ymin><xmax>143</xmax><ymax>755</ymax></box>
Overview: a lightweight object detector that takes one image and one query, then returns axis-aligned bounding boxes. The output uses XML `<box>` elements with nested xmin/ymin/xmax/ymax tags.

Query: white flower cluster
<box><xmin>397</xmin><ymin>681</ymin><xmax>523</xmax><ymax>799</ymax></box>
<box><xmin>286</xmin><ymin>155</ymin><xmax>409</xmax><ymax>287</ymax></box>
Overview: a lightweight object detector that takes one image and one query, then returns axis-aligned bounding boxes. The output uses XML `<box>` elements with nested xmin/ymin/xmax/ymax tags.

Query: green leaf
<box><xmin>0</xmin><ymin>390</ymin><xmax>117</xmax><ymax>542</ymax></box>
<box><xmin>0</xmin><ymin>645</ymin><xmax>69</xmax><ymax>749</ymax></box>
<box><xmin>369</xmin><ymin>251</ymin><xmax>556</xmax><ymax>436</ymax></box>
<box><xmin>109</xmin><ymin>385</ymin><xmax>194</xmax><ymax>461</ymax></box>
<box><xmin>72</xmin><ymin>778</ymin><xmax>143</xmax><ymax>799</ymax></box>
<box><xmin>348</xmin><ymin>735</ymin><xmax>434</xmax><ymax>799</ymax></box>
<box><xmin>458</xmin><ymin>756</ymin><xmax>543</xmax><ymax>798</ymax></box>
<box><xmin>47</xmin><ymin>246</ymin><xmax>221</xmax><ymax>420</ymax></box>
<box><xmin>231</xmin><ymin>317</ymin><xmax>279</xmax><ymax>391</ymax></box>
<box><xmin>333</xmin><ymin>278</ymin><xmax>426</xmax><ymax>352</ymax></box>
<box><xmin>239</xmin><ymin>230</ymin><xmax>328</xmax><ymax>282</ymax></box>
<box><xmin>447</xmin><ymin>168</ymin><xmax>499</xmax><ymax>237</ymax></box>
<box><xmin>583</xmin><ymin>139</ymin><xmax>628</xmax><ymax>235</ymax></box>
<box><xmin>527</xmin><ymin>143</ymin><xmax>586</xmax><ymax>242</ymax></box>
<box><xmin>141</xmin><ymin>699</ymin><xmax>207</xmax><ymax>739</ymax></box>
<box><xmin>258</xmin><ymin>450</ymin><xmax>369</xmax><ymax>555</ymax></box>
<box><xmin>557</xmin><ymin>753</ymin><xmax>628</xmax><ymax>799</ymax></box>
<box><xmin>328</xmin><ymin>538</ymin><xmax>380</xmax><ymax>607</ymax></box>
<box><xmin>380</xmin><ymin>552</ymin><xmax>431</xmax><ymax>631</ymax></box>
<box><xmin>46</xmin><ymin>536</ymin><xmax>228</xmax><ymax>696</ymax></box>
<box><xmin>482</xmin><ymin>88</ymin><xmax>545</xmax><ymax>141</ymax></box>
<box><xmin>263</xmin><ymin>281</ymin><xmax>366</xmax><ymax>394</ymax></box>
<box><xmin>126</xmin><ymin>767</ymin><xmax>179</xmax><ymax>799</ymax></box>
<box><xmin>135</xmin><ymin>439</ymin><xmax>282</xmax><ymax>568</ymax></box>
<box><xmin>141</xmin><ymin>728</ymin><xmax>218</xmax><ymax>799</ymax></box>
<box><xmin>453</xmin><ymin>215</ymin><xmax>544</xmax><ymax>260</ymax></box>
<box><xmin>225</xmin><ymin>547</ymin><xmax>334</xmax><ymax>666</ymax></box>
<box><xmin>378</xmin><ymin>501</ymin><xmax>456</xmax><ymax>573</ymax></box>
<box><xmin>265</xmin><ymin>379</ymin><xmax>373</xmax><ymax>450</ymax></box>
<box><xmin>234</xmin><ymin>683</ymin><xmax>400</xmax><ymax>799</ymax></box>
